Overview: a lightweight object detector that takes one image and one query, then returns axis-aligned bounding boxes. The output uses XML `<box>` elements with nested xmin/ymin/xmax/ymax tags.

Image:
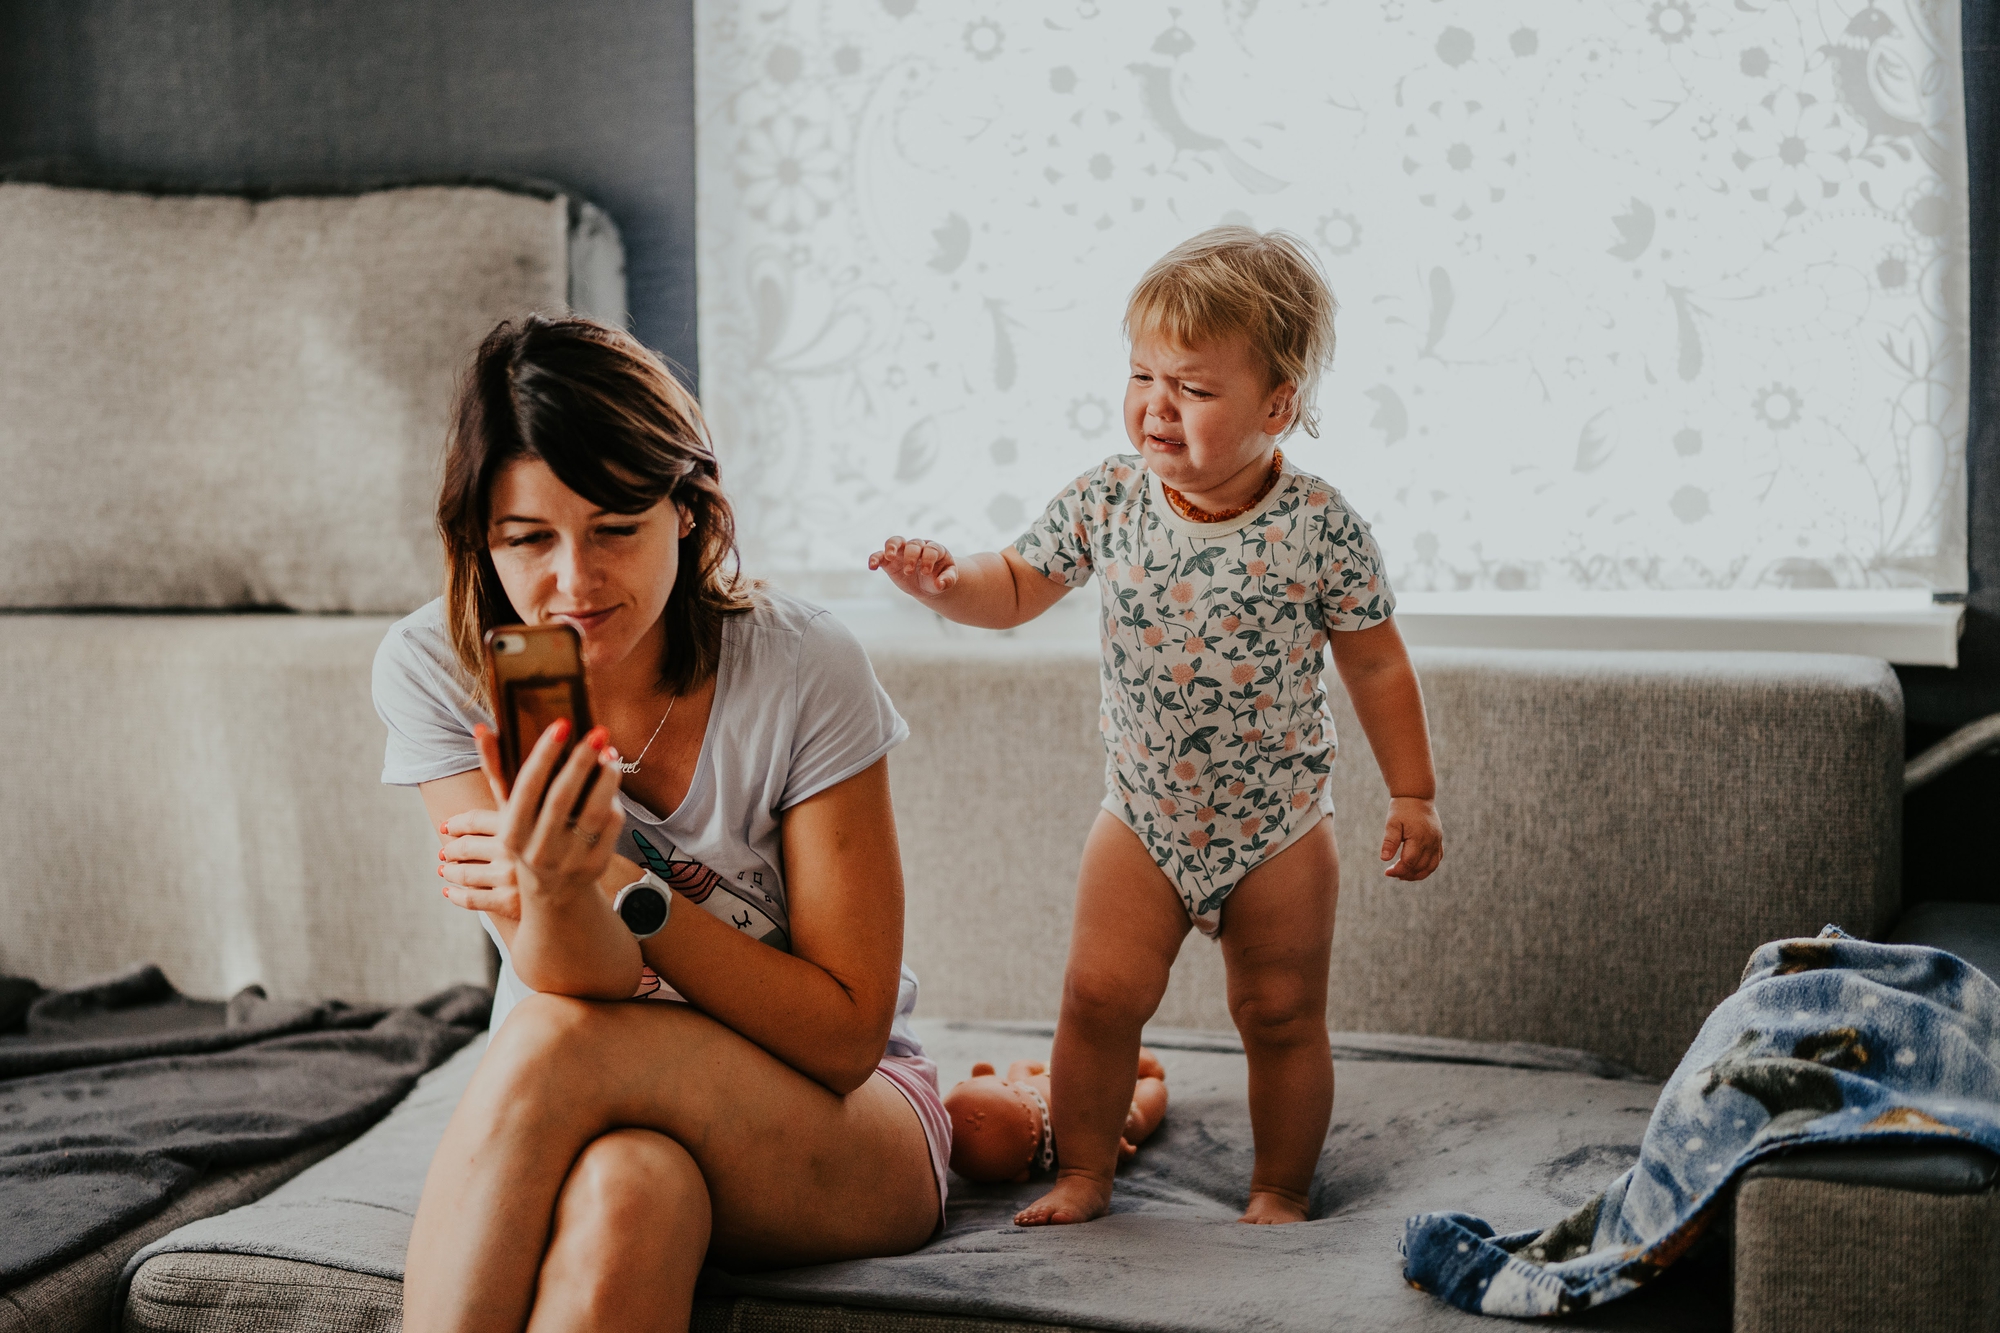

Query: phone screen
<box><xmin>501</xmin><ymin>675</ymin><xmax>589</xmax><ymax>781</ymax></box>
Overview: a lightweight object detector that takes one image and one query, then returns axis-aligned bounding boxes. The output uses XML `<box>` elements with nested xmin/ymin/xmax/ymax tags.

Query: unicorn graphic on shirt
<box><xmin>628</xmin><ymin>830</ymin><xmax>791</xmax><ymax>951</ymax></box>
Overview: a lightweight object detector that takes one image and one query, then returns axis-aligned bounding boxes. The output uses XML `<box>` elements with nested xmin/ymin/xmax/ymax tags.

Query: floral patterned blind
<box><xmin>697</xmin><ymin>0</ymin><xmax>1968</xmax><ymax>595</ymax></box>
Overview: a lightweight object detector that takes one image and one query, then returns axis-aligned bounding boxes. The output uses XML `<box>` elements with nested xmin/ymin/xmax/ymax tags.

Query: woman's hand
<box><xmin>469</xmin><ymin>719</ymin><xmax>624</xmax><ymax>913</ymax></box>
<box><xmin>437</xmin><ymin>804</ymin><xmax>521</xmax><ymax>920</ymax></box>
<box><xmin>868</xmin><ymin>536</ymin><xmax>959</xmax><ymax>598</ymax></box>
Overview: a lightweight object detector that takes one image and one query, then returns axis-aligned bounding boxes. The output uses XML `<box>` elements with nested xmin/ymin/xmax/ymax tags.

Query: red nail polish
<box><xmin>473</xmin><ymin>723</ymin><xmax>488</xmax><ymax>740</ymax></box>
<box><xmin>548</xmin><ymin>718</ymin><xmax>570</xmax><ymax>742</ymax></box>
<box><xmin>585</xmin><ymin>725</ymin><xmax>609</xmax><ymax>751</ymax></box>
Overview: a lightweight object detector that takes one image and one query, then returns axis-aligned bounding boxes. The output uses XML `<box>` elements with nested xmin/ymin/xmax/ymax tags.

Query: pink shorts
<box><xmin>875</xmin><ymin>1052</ymin><xmax>952</xmax><ymax>1231</ymax></box>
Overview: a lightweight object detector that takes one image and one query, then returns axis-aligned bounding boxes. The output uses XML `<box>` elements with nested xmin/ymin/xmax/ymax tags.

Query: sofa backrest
<box><xmin>0</xmin><ymin>621</ymin><xmax>1901</xmax><ymax>1080</ymax></box>
<box><xmin>0</xmin><ymin>180</ymin><xmax>622</xmax><ymax>613</ymax></box>
<box><xmin>876</xmin><ymin>641</ymin><xmax>1903</xmax><ymax>1079</ymax></box>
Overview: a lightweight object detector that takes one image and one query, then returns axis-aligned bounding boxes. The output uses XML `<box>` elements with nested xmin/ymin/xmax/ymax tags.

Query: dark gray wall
<box><xmin>0</xmin><ymin>0</ymin><xmax>697</xmax><ymax>380</ymax></box>
<box><xmin>1898</xmin><ymin>0</ymin><xmax>2000</xmax><ymax>730</ymax></box>
<box><xmin>1898</xmin><ymin>0</ymin><xmax>2000</xmax><ymax>906</ymax></box>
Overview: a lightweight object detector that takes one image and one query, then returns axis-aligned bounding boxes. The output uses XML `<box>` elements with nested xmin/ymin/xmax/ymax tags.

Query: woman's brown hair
<box><xmin>439</xmin><ymin>314</ymin><xmax>755</xmax><ymax>703</ymax></box>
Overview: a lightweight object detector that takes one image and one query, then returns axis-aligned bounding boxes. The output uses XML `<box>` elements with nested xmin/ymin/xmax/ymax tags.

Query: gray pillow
<box><xmin>0</xmin><ymin>182</ymin><xmax>598</xmax><ymax>612</ymax></box>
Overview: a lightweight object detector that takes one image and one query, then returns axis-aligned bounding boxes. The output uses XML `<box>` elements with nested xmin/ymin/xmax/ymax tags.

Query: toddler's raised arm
<box><xmin>867</xmin><ymin>537</ymin><xmax>1069</xmax><ymax>630</ymax></box>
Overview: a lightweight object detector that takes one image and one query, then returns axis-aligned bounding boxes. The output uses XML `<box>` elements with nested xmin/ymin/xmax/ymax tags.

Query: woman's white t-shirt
<box><xmin>370</xmin><ymin>588</ymin><xmax>923</xmax><ymax>1055</ymax></box>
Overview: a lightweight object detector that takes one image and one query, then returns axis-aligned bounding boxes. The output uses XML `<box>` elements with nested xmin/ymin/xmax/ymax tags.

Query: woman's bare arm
<box><xmin>422</xmin><ymin>725</ymin><xmax>642</xmax><ymax>999</ymax></box>
<box><xmin>426</xmin><ymin>752</ymin><xmax>908</xmax><ymax>1094</ymax></box>
<box><xmin>638</xmin><ymin>758</ymin><xmax>907</xmax><ymax>1094</ymax></box>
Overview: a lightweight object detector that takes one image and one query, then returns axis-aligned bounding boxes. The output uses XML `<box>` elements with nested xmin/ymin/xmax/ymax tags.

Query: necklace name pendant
<box><xmin>615</xmin><ymin>694</ymin><xmax>678</xmax><ymax>777</ymax></box>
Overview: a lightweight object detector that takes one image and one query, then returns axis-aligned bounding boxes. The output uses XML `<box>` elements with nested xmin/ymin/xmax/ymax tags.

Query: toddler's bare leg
<box><xmin>1218</xmin><ymin>817</ymin><xmax>1339</xmax><ymax>1224</ymax></box>
<box><xmin>1015</xmin><ymin>811</ymin><xmax>1190</xmax><ymax>1226</ymax></box>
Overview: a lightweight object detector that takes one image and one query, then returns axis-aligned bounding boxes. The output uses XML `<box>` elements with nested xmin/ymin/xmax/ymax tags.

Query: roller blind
<box><xmin>698</xmin><ymin>0</ymin><xmax>1969</xmax><ymax>597</ymax></box>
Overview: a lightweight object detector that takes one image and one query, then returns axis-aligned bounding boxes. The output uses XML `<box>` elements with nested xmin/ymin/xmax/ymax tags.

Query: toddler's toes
<box><xmin>1238</xmin><ymin>1190</ymin><xmax>1310</xmax><ymax>1225</ymax></box>
<box><xmin>1014</xmin><ymin>1176</ymin><xmax>1112</xmax><ymax>1227</ymax></box>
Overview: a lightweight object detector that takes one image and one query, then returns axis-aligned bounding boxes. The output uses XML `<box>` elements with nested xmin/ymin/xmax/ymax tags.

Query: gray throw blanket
<box><xmin>0</xmin><ymin>964</ymin><xmax>487</xmax><ymax>1285</ymax></box>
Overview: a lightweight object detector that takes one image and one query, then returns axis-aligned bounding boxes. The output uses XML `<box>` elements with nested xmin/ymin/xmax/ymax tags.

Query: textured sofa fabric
<box><xmin>877</xmin><ymin>642</ymin><xmax>1902</xmax><ymax>1078</ymax></box>
<box><xmin>121</xmin><ymin>1261</ymin><xmax>1089</xmax><ymax>1333</ymax></box>
<box><xmin>0</xmin><ymin>615</ymin><xmax>480</xmax><ymax>1002</ymax></box>
<box><xmin>0</xmin><ymin>181</ymin><xmax>572</xmax><ymax>612</ymax></box>
<box><xmin>0</xmin><ymin>620</ymin><xmax>1902</xmax><ymax>1066</ymax></box>
<box><xmin>123</xmin><ymin>1022</ymin><xmax>1724</xmax><ymax>1333</ymax></box>
<box><xmin>1732</xmin><ymin>1174</ymin><xmax>2000</xmax><ymax>1332</ymax></box>
<box><xmin>0</xmin><ymin>1137</ymin><xmax>349</xmax><ymax>1333</ymax></box>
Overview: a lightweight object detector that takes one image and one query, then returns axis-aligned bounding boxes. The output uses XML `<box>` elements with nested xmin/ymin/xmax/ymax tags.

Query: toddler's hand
<box><xmin>868</xmin><ymin>536</ymin><xmax>959</xmax><ymax>598</ymax></box>
<box><xmin>1380</xmin><ymin>796</ymin><xmax>1443</xmax><ymax>881</ymax></box>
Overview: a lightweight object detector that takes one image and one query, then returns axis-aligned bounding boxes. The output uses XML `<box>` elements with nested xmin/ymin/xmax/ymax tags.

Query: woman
<box><xmin>372</xmin><ymin>315</ymin><xmax>947</xmax><ymax>1333</ymax></box>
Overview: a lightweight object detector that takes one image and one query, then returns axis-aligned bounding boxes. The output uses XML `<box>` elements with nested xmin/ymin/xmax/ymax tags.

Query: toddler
<box><xmin>869</xmin><ymin>227</ymin><xmax>1443</xmax><ymax>1226</ymax></box>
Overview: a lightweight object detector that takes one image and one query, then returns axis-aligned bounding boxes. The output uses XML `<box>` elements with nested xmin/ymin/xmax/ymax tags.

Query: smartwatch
<box><xmin>612</xmin><ymin>870</ymin><xmax>672</xmax><ymax>939</ymax></box>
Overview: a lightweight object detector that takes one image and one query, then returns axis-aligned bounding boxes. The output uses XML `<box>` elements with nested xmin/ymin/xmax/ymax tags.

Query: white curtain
<box><xmin>697</xmin><ymin>0</ymin><xmax>1968</xmax><ymax>596</ymax></box>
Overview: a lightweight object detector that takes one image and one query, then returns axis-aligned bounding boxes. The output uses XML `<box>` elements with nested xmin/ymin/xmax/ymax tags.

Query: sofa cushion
<box><xmin>3</xmin><ymin>618</ymin><xmax>1903</xmax><ymax>1060</ymax></box>
<box><xmin>122</xmin><ymin>1261</ymin><xmax>1088</xmax><ymax>1333</ymax></box>
<box><xmin>877</xmin><ymin>644</ymin><xmax>1903</xmax><ymax>1078</ymax></box>
<box><xmin>0</xmin><ymin>615</ymin><xmax>483</xmax><ymax>1003</ymax></box>
<box><xmin>0</xmin><ymin>181</ymin><xmax>573</xmax><ymax>612</ymax></box>
<box><xmin>121</xmin><ymin>1020</ymin><xmax>1725</xmax><ymax>1332</ymax></box>
<box><xmin>1892</xmin><ymin>901</ymin><xmax>2000</xmax><ymax>983</ymax></box>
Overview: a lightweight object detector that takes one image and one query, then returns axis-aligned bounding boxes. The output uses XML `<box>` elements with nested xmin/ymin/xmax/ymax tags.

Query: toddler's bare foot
<box><xmin>1014</xmin><ymin>1174</ymin><xmax>1112</xmax><ymax>1227</ymax></box>
<box><xmin>1238</xmin><ymin>1189</ymin><xmax>1310</xmax><ymax>1225</ymax></box>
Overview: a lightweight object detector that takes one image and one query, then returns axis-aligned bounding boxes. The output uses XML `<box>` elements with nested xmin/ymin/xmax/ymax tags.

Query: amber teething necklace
<box><xmin>1159</xmin><ymin>449</ymin><xmax>1284</xmax><ymax>524</ymax></box>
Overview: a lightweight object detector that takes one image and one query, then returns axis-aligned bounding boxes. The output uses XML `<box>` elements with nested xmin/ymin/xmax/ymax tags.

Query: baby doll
<box><xmin>945</xmin><ymin>1048</ymin><xmax>1168</xmax><ymax>1184</ymax></box>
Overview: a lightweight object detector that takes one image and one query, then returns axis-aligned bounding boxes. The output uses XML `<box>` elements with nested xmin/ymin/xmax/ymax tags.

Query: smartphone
<box><xmin>485</xmin><ymin>623</ymin><xmax>595</xmax><ymax>789</ymax></box>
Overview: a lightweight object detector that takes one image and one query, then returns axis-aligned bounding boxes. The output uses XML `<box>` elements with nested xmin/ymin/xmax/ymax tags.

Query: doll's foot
<box><xmin>1238</xmin><ymin>1189</ymin><xmax>1310</xmax><ymax>1224</ymax></box>
<box><xmin>1014</xmin><ymin>1174</ymin><xmax>1112</xmax><ymax>1227</ymax></box>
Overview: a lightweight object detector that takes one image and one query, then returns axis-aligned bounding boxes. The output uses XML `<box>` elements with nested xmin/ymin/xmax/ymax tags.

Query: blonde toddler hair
<box><xmin>1123</xmin><ymin>226</ymin><xmax>1337</xmax><ymax>440</ymax></box>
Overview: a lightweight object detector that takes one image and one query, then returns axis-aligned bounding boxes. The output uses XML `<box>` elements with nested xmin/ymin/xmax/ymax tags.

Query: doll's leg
<box><xmin>1016</xmin><ymin>810</ymin><xmax>1191</xmax><ymax>1226</ymax></box>
<box><xmin>1217</xmin><ymin>817</ymin><xmax>1339</xmax><ymax>1224</ymax></box>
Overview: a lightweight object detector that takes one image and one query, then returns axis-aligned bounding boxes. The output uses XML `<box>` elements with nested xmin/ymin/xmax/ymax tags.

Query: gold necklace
<box><xmin>1159</xmin><ymin>449</ymin><xmax>1284</xmax><ymax>524</ymax></box>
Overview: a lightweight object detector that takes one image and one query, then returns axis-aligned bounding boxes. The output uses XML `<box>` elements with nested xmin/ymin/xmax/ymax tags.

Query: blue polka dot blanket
<box><xmin>1401</xmin><ymin>927</ymin><xmax>2000</xmax><ymax>1317</ymax></box>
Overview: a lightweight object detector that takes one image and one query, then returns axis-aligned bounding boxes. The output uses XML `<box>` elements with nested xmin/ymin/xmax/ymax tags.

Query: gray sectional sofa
<box><xmin>1</xmin><ymin>180</ymin><xmax>1992</xmax><ymax>1333</ymax></box>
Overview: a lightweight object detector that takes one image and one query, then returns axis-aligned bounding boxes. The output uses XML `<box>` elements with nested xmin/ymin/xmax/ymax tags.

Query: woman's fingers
<box><xmin>440</xmin><ymin>832</ymin><xmax>504</xmax><ymax>860</ymax></box>
<box><xmin>522</xmin><ymin>726</ymin><xmax>617</xmax><ymax>868</ymax></box>
<box><xmin>439</xmin><ymin>858</ymin><xmax>511</xmax><ymax>889</ymax></box>
<box><xmin>440</xmin><ymin>807</ymin><xmax>502</xmax><ymax>840</ymax></box>
<box><xmin>500</xmin><ymin>718</ymin><xmax>572</xmax><ymax>849</ymax></box>
<box><xmin>473</xmin><ymin>724</ymin><xmax>509</xmax><ymax>809</ymax></box>
<box><xmin>441</xmin><ymin>882</ymin><xmax>513</xmax><ymax>916</ymax></box>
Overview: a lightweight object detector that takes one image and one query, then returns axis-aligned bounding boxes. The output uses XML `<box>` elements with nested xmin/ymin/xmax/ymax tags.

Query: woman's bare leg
<box><xmin>526</xmin><ymin>1130</ymin><xmax>709</xmax><ymax>1333</ymax></box>
<box><xmin>1218</xmin><ymin>817</ymin><xmax>1339</xmax><ymax>1224</ymax></box>
<box><xmin>1015</xmin><ymin>811</ymin><xmax>1190</xmax><ymax>1226</ymax></box>
<box><xmin>401</xmin><ymin>997</ymin><xmax>937</xmax><ymax>1333</ymax></box>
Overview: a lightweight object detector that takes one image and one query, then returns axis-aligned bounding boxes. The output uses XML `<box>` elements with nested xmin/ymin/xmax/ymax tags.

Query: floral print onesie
<box><xmin>1014</xmin><ymin>453</ymin><xmax>1393</xmax><ymax>935</ymax></box>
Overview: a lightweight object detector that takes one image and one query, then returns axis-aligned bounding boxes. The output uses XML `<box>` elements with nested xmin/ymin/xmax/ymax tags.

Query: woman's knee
<box><xmin>464</xmin><ymin>994</ymin><xmax>611</xmax><ymax>1123</ymax></box>
<box><xmin>542</xmin><ymin>1131</ymin><xmax>710</xmax><ymax>1316</ymax></box>
<box><xmin>564</xmin><ymin>1129</ymin><xmax>711</xmax><ymax>1236</ymax></box>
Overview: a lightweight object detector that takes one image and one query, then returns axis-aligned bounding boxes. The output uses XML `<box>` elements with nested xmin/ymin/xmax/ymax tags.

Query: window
<box><xmin>698</xmin><ymin>1</ymin><xmax>1969</xmax><ymax>656</ymax></box>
